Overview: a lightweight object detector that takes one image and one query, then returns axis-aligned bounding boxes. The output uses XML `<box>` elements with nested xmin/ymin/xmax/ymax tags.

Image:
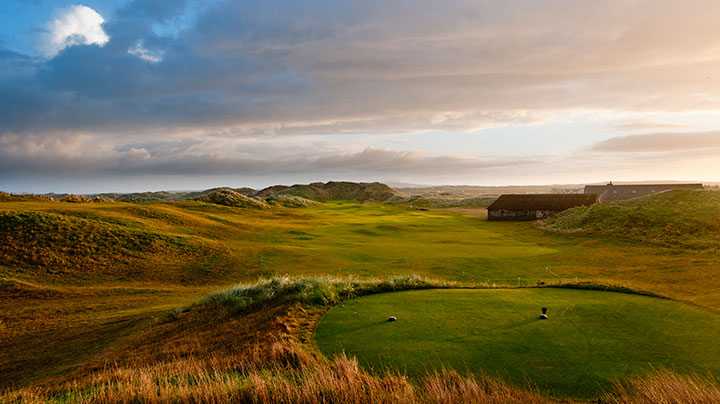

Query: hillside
<box><xmin>0</xmin><ymin>210</ymin><xmax>216</xmax><ymax>280</ymax></box>
<box><xmin>544</xmin><ymin>189</ymin><xmax>720</xmax><ymax>248</ymax></box>
<box><xmin>256</xmin><ymin>181</ymin><xmax>398</xmax><ymax>202</ymax></box>
<box><xmin>194</xmin><ymin>188</ymin><xmax>270</xmax><ymax>209</ymax></box>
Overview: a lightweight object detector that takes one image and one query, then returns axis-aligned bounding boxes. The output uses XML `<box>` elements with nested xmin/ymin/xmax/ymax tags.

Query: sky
<box><xmin>1</xmin><ymin>0</ymin><xmax>720</xmax><ymax>193</ymax></box>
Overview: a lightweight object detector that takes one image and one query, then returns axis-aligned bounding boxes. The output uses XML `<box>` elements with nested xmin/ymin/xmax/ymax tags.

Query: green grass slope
<box><xmin>544</xmin><ymin>189</ymin><xmax>720</xmax><ymax>248</ymax></box>
<box><xmin>194</xmin><ymin>188</ymin><xmax>270</xmax><ymax>209</ymax></box>
<box><xmin>315</xmin><ymin>288</ymin><xmax>720</xmax><ymax>399</ymax></box>
<box><xmin>258</xmin><ymin>181</ymin><xmax>398</xmax><ymax>202</ymax></box>
<box><xmin>0</xmin><ymin>211</ymin><xmax>209</xmax><ymax>277</ymax></box>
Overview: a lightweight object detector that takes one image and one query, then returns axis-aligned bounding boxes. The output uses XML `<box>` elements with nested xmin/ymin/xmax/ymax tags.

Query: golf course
<box><xmin>2</xmin><ymin>188</ymin><xmax>720</xmax><ymax>402</ymax></box>
<box><xmin>316</xmin><ymin>288</ymin><xmax>720</xmax><ymax>399</ymax></box>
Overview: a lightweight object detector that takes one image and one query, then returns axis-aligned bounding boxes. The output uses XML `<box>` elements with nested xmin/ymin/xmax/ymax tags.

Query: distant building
<box><xmin>584</xmin><ymin>183</ymin><xmax>704</xmax><ymax>202</ymax></box>
<box><xmin>487</xmin><ymin>194</ymin><xmax>598</xmax><ymax>221</ymax></box>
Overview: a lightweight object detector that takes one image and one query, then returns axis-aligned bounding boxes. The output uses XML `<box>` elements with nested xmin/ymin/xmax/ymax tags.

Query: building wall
<box><xmin>488</xmin><ymin>209</ymin><xmax>561</xmax><ymax>221</ymax></box>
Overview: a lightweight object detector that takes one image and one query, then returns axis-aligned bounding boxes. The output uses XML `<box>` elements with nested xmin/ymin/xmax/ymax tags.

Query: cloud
<box><xmin>590</xmin><ymin>131</ymin><xmax>720</xmax><ymax>153</ymax></box>
<box><xmin>128</xmin><ymin>40</ymin><xmax>162</xmax><ymax>63</ymax></box>
<box><xmin>0</xmin><ymin>132</ymin><xmax>534</xmax><ymax>179</ymax></box>
<box><xmin>5</xmin><ymin>0</ymin><xmax>719</xmax><ymax>137</ymax></box>
<box><xmin>39</xmin><ymin>5</ymin><xmax>110</xmax><ymax>58</ymax></box>
<box><xmin>3</xmin><ymin>0</ymin><xmax>720</xmax><ymax>190</ymax></box>
<box><xmin>608</xmin><ymin>121</ymin><xmax>690</xmax><ymax>132</ymax></box>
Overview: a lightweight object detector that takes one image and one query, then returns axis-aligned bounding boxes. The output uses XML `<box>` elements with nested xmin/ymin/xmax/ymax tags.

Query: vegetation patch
<box><xmin>389</xmin><ymin>194</ymin><xmax>499</xmax><ymax>209</ymax></box>
<box><xmin>544</xmin><ymin>189</ymin><xmax>720</xmax><ymax>249</ymax></box>
<box><xmin>264</xmin><ymin>194</ymin><xmax>319</xmax><ymax>207</ymax></box>
<box><xmin>194</xmin><ymin>189</ymin><xmax>269</xmax><ymax>209</ymax></box>
<box><xmin>258</xmin><ymin>181</ymin><xmax>398</xmax><ymax>202</ymax></box>
<box><xmin>0</xmin><ymin>211</ymin><xmax>204</xmax><ymax>273</ymax></box>
<box><xmin>200</xmin><ymin>275</ymin><xmax>456</xmax><ymax>315</ymax></box>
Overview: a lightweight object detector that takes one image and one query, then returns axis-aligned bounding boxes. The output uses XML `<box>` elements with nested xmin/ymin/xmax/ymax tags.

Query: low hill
<box><xmin>38</xmin><ymin>182</ymin><xmax>397</xmax><ymax>204</ymax></box>
<box><xmin>544</xmin><ymin>189</ymin><xmax>720</xmax><ymax>248</ymax></box>
<box><xmin>264</xmin><ymin>194</ymin><xmax>319</xmax><ymax>207</ymax></box>
<box><xmin>388</xmin><ymin>194</ymin><xmax>499</xmax><ymax>209</ymax></box>
<box><xmin>0</xmin><ymin>192</ymin><xmax>53</xmax><ymax>202</ymax></box>
<box><xmin>94</xmin><ymin>187</ymin><xmax>257</xmax><ymax>203</ymax></box>
<box><xmin>257</xmin><ymin>181</ymin><xmax>398</xmax><ymax>202</ymax></box>
<box><xmin>0</xmin><ymin>211</ymin><xmax>211</xmax><ymax>278</ymax></box>
<box><xmin>194</xmin><ymin>188</ymin><xmax>269</xmax><ymax>209</ymax></box>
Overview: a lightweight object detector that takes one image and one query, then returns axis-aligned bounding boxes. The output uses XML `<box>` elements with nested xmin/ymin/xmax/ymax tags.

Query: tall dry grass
<box><xmin>603</xmin><ymin>370</ymin><xmax>720</xmax><ymax>404</ymax></box>
<box><xmin>2</xmin><ymin>348</ymin><xmax>550</xmax><ymax>404</ymax></box>
<box><xmin>7</xmin><ymin>360</ymin><xmax>717</xmax><ymax>404</ymax></box>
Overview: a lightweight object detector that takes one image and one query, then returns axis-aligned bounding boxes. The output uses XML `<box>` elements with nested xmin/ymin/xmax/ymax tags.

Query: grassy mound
<box><xmin>257</xmin><ymin>181</ymin><xmax>398</xmax><ymax>202</ymax></box>
<box><xmin>544</xmin><ymin>189</ymin><xmax>720</xmax><ymax>248</ymax></box>
<box><xmin>0</xmin><ymin>211</ymin><xmax>204</xmax><ymax>273</ymax></box>
<box><xmin>389</xmin><ymin>194</ymin><xmax>498</xmax><ymax>209</ymax></box>
<box><xmin>264</xmin><ymin>194</ymin><xmax>319</xmax><ymax>207</ymax></box>
<box><xmin>194</xmin><ymin>188</ymin><xmax>269</xmax><ymax>209</ymax></box>
<box><xmin>201</xmin><ymin>275</ymin><xmax>453</xmax><ymax>315</ymax></box>
<box><xmin>0</xmin><ymin>192</ymin><xmax>52</xmax><ymax>202</ymax></box>
<box><xmin>316</xmin><ymin>288</ymin><xmax>720</xmax><ymax>399</ymax></box>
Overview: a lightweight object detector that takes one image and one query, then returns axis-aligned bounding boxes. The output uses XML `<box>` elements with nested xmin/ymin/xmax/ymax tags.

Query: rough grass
<box><xmin>7</xmin><ymin>355</ymin><xmax>716</xmax><ymax>403</ymax></box>
<box><xmin>544</xmin><ymin>189</ymin><xmax>720</xmax><ymax>249</ymax></box>
<box><xmin>264</xmin><ymin>194</ymin><xmax>319</xmax><ymax>207</ymax></box>
<box><xmin>605</xmin><ymin>370</ymin><xmax>720</xmax><ymax>404</ymax></box>
<box><xmin>2</xmin><ymin>353</ymin><xmax>553</xmax><ymax>404</ymax></box>
<box><xmin>389</xmin><ymin>194</ymin><xmax>499</xmax><ymax>209</ymax></box>
<box><xmin>0</xmin><ymin>211</ymin><xmax>205</xmax><ymax>273</ymax></box>
<box><xmin>194</xmin><ymin>188</ymin><xmax>270</xmax><ymax>209</ymax></box>
<box><xmin>200</xmin><ymin>274</ymin><xmax>457</xmax><ymax>314</ymax></box>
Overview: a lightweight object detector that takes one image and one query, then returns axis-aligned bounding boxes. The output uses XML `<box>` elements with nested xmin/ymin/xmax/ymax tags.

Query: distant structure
<box><xmin>487</xmin><ymin>194</ymin><xmax>598</xmax><ymax>221</ymax></box>
<box><xmin>584</xmin><ymin>182</ymin><xmax>704</xmax><ymax>202</ymax></box>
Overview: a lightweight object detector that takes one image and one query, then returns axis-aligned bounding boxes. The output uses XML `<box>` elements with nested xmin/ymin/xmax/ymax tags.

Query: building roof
<box><xmin>487</xmin><ymin>193</ymin><xmax>598</xmax><ymax>211</ymax></box>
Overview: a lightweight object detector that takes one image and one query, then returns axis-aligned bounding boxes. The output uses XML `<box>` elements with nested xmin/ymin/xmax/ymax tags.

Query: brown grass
<box><xmin>603</xmin><ymin>370</ymin><xmax>720</xmax><ymax>404</ymax></box>
<box><xmin>3</xmin><ymin>347</ymin><xmax>552</xmax><ymax>404</ymax></box>
<box><xmin>6</xmin><ymin>356</ymin><xmax>719</xmax><ymax>403</ymax></box>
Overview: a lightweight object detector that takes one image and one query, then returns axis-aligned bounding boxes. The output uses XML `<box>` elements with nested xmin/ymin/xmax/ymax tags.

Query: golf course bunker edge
<box><xmin>314</xmin><ymin>288</ymin><xmax>720</xmax><ymax>400</ymax></box>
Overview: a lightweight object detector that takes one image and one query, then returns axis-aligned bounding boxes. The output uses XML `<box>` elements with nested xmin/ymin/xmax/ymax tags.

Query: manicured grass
<box><xmin>315</xmin><ymin>288</ymin><xmax>720</xmax><ymax>399</ymax></box>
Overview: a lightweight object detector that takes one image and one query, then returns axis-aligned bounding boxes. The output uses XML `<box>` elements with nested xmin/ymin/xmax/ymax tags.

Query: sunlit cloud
<box><xmin>38</xmin><ymin>5</ymin><xmax>109</xmax><ymax>58</ymax></box>
<box><xmin>591</xmin><ymin>131</ymin><xmax>720</xmax><ymax>153</ymax></box>
<box><xmin>127</xmin><ymin>40</ymin><xmax>162</xmax><ymax>63</ymax></box>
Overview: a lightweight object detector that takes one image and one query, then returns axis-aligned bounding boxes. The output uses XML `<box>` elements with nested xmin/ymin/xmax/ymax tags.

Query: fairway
<box><xmin>315</xmin><ymin>288</ymin><xmax>720</xmax><ymax>399</ymax></box>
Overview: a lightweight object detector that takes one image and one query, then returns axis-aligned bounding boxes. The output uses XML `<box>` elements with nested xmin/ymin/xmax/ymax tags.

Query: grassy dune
<box><xmin>545</xmin><ymin>189</ymin><xmax>720</xmax><ymax>249</ymax></box>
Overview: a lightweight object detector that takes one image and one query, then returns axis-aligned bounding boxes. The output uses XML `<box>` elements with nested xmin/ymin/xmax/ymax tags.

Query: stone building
<box><xmin>487</xmin><ymin>194</ymin><xmax>598</xmax><ymax>221</ymax></box>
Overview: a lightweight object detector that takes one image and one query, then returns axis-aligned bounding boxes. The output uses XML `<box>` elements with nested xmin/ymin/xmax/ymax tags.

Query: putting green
<box><xmin>315</xmin><ymin>288</ymin><xmax>720</xmax><ymax>399</ymax></box>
